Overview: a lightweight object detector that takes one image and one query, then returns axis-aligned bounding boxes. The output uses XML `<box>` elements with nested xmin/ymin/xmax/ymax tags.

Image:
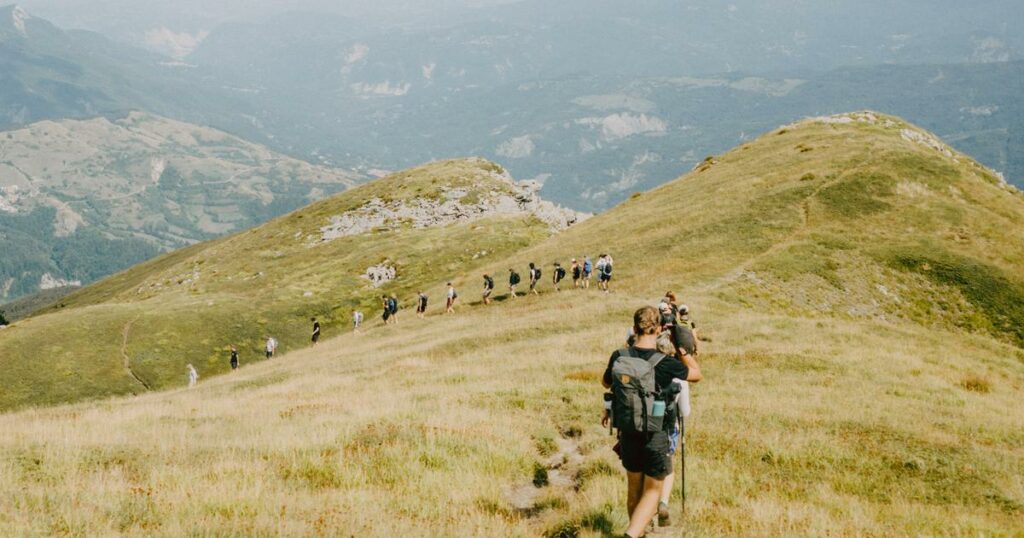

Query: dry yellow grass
<box><xmin>3</xmin><ymin>114</ymin><xmax>1024</xmax><ymax>536</ymax></box>
<box><xmin>1</xmin><ymin>285</ymin><xmax>1022</xmax><ymax>536</ymax></box>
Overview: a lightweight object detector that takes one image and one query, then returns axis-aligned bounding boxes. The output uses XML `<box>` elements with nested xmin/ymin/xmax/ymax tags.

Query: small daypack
<box><xmin>610</xmin><ymin>348</ymin><xmax>667</xmax><ymax>434</ymax></box>
<box><xmin>535</xmin><ymin>268</ymin><xmax>542</xmax><ymax>280</ymax></box>
<box><xmin>388</xmin><ymin>297</ymin><xmax>398</xmax><ymax>313</ymax></box>
<box><xmin>556</xmin><ymin>267</ymin><xmax>566</xmax><ymax>280</ymax></box>
<box><xmin>511</xmin><ymin>272</ymin><xmax>521</xmax><ymax>285</ymax></box>
<box><xmin>485</xmin><ymin>276</ymin><xmax>494</xmax><ymax>289</ymax></box>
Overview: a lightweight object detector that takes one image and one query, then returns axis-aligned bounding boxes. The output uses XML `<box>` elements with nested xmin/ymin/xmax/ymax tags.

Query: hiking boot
<box><xmin>657</xmin><ymin>501</ymin><xmax>671</xmax><ymax>527</ymax></box>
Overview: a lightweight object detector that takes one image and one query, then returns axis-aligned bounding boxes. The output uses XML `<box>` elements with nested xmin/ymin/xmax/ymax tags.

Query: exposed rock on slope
<box><xmin>320</xmin><ymin>160</ymin><xmax>588</xmax><ymax>241</ymax></box>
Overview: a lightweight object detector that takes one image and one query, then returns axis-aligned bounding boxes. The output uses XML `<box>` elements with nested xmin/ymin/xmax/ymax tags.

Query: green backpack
<box><xmin>610</xmin><ymin>348</ymin><xmax>667</xmax><ymax>433</ymax></box>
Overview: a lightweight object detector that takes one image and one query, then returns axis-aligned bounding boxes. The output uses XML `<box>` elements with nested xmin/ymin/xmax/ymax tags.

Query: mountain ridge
<box><xmin>1</xmin><ymin>111</ymin><xmax>1021</xmax><ymax>412</ymax></box>
<box><xmin>0</xmin><ymin>112</ymin><xmax>1022</xmax><ymax>537</ymax></box>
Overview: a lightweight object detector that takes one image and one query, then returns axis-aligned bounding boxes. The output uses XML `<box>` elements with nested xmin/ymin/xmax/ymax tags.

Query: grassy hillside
<box><xmin>0</xmin><ymin>158</ymin><xmax>559</xmax><ymax>410</ymax></box>
<box><xmin>0</xmin><ymin>113</ymin><xmax>1022</xmax><ymax>535</ymax></box>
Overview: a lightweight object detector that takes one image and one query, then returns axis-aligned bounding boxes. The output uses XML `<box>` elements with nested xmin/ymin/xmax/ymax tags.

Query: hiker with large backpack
<box><xmin>311</xmin><ymin>318</ymin><xmax>321</xmax><ymax>345</ymax></box>
<box><xmin>528</xmin><ymin>263</ymin><xmax>541</xmax><ymax>295</ymax></box>
<box><xmin>662</xmin><ymin>292</ymin><xmax>698</xmax><ymax>356</ymax></box>
<box><xmin>599</xmin><ymin>254</ymin><xmax>614</xmax><ymax>293</ymax></box>
<box><xmin>583</xmin><ymin>256</ymin><xmax>593</xmax><ymax>289</ymax></box>
<box><xmin>508</xmin><ymin>268</ymin><xmax>521</xmax><ymax>299</ymax></box>
<box><xmin>602</xmin><ymin>306</ymin><xmax>702</xmax><ymax>538</ymax></box>
<box><xmin>553</xmin><ymin>262</ymin><xmax>567</xmax><ymax>291</ymax></box>
<box><xmin>389</xmin><ymin>294</ymin><xmax>400</xmax><ymax>324</ymax></box>
<box><xmin>571</xmin><ymin>259</ymin><xmax>582</xmax><ymax>288</ymax></box>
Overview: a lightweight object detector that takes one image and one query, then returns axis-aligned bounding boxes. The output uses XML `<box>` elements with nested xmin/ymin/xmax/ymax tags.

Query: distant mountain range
<box><xmin>2</xmin><ymin>2</ymin><xmax>1023</xmax><ymax>299</ymax></box>
<box><xmin>0</xmin><ymin>112</ymin><xmax>358</xmax><ymax>301</ymax></box>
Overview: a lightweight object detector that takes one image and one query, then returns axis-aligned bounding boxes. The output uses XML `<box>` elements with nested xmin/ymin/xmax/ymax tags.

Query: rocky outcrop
<box><xmin>364</xmin><ymin>264</ymin><xmax>397</xmax><ymax>287</ymax></box>
<box><xmin>320</xmin><ymin>169</ymin><xmax>589</xmax><ymax>242</ymax></box>
<box><xmin>40</xmin><ymin>273</ymin><xmax>81</xmax><ymax>290</ymax></box>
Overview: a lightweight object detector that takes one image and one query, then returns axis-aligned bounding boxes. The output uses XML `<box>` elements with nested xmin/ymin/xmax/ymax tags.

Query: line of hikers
<box><xmin>213</xmin><ymin>254</ymin><xmax>618</xmax><ymax>378</ymax></box>
<box><xmin>603</xmin><ymin>292</ymin><xmax>702</xmax><ymax>537</ymax></box>
<box><xmin>201</xmin><ymin>260</ymin><xmax>701</xmax><ymax>535</ymax></box>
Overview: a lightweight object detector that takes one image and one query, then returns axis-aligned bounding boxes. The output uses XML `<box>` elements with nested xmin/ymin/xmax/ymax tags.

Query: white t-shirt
<box><xmin>266</xmin><ymin>338</ymin><xmax>277</xmax><ymax>352</ymax></box>
<box><xmin>447</xmin><ymin>287</ymin><xmax>456</xmax><ymax>299</ymax></box>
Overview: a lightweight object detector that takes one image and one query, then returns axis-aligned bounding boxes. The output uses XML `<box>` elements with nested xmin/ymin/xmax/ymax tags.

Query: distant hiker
<box><xmin>571</xmin><ymin>259</ymin><xmax>582</xmax><ymax>288</ymax></box>
<box><xmin>265</xmin><ymin>336</ymin><xmax>278</xmax><ymax>359</ymax></box>
<box><xmin>602</xmin><ymin>306</ymin><xmax>702</xmax><ymax>538</ymax></box>
<box><xmin>353</xmin><ymin>310</ymin><xmax>364</xmax><ymax>332</ymax></box>
<box><xmin>382</xmin><ymin>295</ymin><xmax>393</xmax><ymax>324</ymax></box>
<box><xmin>528</xmin><ymin>263</ymin><xmax>541</xmax><ymax>295</ymax></box>
<box><xmin>187</xmin><ymin>364</ymin><xmax>199</xmax><ymax>388</ymax></box>
<box><xmin>661</xmin><ymin>292</ymin><xmax>698</xmax><ymax>356</ymax></box>
<box><xmin>446</xmin><ymin>282</ymin><xmax>457</xmax><ymax>313</ymax></box>
<box><xmin>416</xmin><ymin>291</ymin><xmax>428</xmax><ymax>319</ymax></box>
<box><xmin>483</xmin><ymin>274</ymin><xmax>495</xmax><ymax>305</ymax></box>
<box><xmin>311</xmin><ymin>318</ymin><xmax>321</xmax><ymax>345</ymax></box>
<box><xmin>583</xmin><ymin>256</ymin><xmax>593</xmax><ymax>288</ymax></box>
<box><xmin>553</xmin><ymin>262</ymin><xmax>567</xmax><ymax>291</ymax></box>
<box><xmin>389</xmin><ymin>295</ymin><xmax>400</xmax><ymax>324</ymax></box>
<box><xmin>509</xmin><ymin>268</ymin><xmax>521</xmax><ymax>299</ymax></box>
<box><xmin>229</xmin><ymin>345</ymin><xmax>239</xmax><ymax>371</ymax></box>
<box><xmin>599</xmin><ymin>254</ymin><xmax>614</xmax><ymax>293</ymax></box>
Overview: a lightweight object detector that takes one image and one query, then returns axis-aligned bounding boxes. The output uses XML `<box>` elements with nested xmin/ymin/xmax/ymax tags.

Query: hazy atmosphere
<box><xmin>1</xmin><ymin>1</ymin><xmax>1022</xmax><ymax>536</ymax></box>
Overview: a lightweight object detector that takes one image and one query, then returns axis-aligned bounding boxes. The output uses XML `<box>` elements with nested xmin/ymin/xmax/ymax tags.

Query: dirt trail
<box><xmin>121</xmin><ymin>317</ymin><xmax>151</xmax><ymax>392</ymax></box>
<box><xmin>505</xmin><ymin>432</ymin><xmax>586</xmax><ymax>517</ymax></box>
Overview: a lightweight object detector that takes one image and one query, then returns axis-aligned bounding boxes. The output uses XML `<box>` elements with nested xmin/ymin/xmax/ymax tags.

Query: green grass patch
<box><xmin>753</xmin><ymin>242</ymin><xmax>844</xmax><ymax>290</ymax></box>
<box><xmin>882</xmin><ymin>245</ymin><xmax>1024</xmax><ymax>347</ymax></box>
<box><xmin>818</xmin><ymin>172</ymin><xmax>895</xmax><ymax>218</ymax></box>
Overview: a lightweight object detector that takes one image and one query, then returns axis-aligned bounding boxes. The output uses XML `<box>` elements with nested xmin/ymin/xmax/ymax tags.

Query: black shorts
<box><xmin>311</xmin><ymin>333</ymin><xmax>319</xmax><ymax>343</ymax></box>
<box><xmin>266</xmin><ymin>351</ymin><xmax>273</xmax><ymax>359</ymax></box>
<box><xmin>618</xmin><ymin>431</ymin><xmax>672</xmax><ymax>479</ymax></box>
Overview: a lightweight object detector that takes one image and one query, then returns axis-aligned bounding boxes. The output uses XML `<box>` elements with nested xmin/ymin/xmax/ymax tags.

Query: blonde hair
<box><xmin>633</xmin><ymin>306</ymin><xmax>660</xmax><ymax>336</ymax></box>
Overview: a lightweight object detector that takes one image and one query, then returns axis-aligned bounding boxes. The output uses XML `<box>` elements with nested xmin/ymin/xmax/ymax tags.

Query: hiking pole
<box><xmin>604</xmin><ymin>393</ymin><xmax>614</xmax><ymax>436</ymax></box>
<box><xmin>680</xmin><ymin>414</ymin><xmax>686</xmax><ymax>519</ymax></box>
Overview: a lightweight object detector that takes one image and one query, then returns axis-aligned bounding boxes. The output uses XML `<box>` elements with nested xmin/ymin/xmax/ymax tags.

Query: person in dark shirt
<box><xmin>602</xmin><ymin>306</ymin><xmax>702</xmax><ymax>538</ymax></box>
<box><xmin>381</xmin><ymin>295</ymin><xmax>392</xmax><ymax>324</ymax></box>
<box><xmin>482</xmin><ymin>274</ymin><xmax>495</xmax><ymax>305</ymax></box>
<box><xmin>311</xmin><ymin>318</ymin><xmax>321</xmax><ymax>345</ymax></box>
<box><xmin>553</xmin><ymin>262</ymin><xmax>567</xmax><ymax>291</ymax></box>
<box><xmin>508</xmin><ymin>269</ymin><xmax>521</xmax><ymax>300</ymax></box>
<box><xmin>229</xmin><ymin>345</ymin><xmax>239</xmax><ymax>371</ymax></box>
<box><xmin>416</xmin><ymin>291</ymin><xmax>428</xmax><ymax>319</ymax></box>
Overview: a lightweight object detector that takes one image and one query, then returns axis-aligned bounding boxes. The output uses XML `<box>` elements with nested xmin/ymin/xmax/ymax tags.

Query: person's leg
<box><xmin>626</xmin><ymin>471</ymin><xmax>644</xmax><ymax>523</ymax></box>
<box><xmin>626</xmin><ymin>475</ymin><xmax>663</xmax><ymax>537</ymax></box>
<box><xmin>658</xmin><ymin>472</ymin><xmax>674</xmax><ymax>525</ymax></box>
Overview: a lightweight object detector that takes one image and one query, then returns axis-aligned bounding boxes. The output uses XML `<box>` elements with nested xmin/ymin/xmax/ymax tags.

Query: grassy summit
<box><xmin>0</xmin><ymin>158</ymin><xmax>562</xmax><ymax>410</ymax></box>
<box><xmin>0</xmin><ymin>113</ymin><xmax>1022</xmax><ymax>535</ymax></box>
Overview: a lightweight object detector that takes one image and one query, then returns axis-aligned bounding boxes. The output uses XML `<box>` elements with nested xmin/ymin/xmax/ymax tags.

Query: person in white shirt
<box><xmin>446</xmin><ymin>283</ymin><xmax>457</xmax><ymax>313</ymax></box>
<box><xmin>187</xmin><ymin>364</ymin><xmax>199</xmax><ymax>388</ymax></box>
<box><xmin>266</xmin><ymin>336</ymin><xmax>278</xmax><ymax>359</ymax></box>
<box><xmin>353</xmin><ymin>310</ymin><xmax>364</xmax><ymax>332</ymax></box>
